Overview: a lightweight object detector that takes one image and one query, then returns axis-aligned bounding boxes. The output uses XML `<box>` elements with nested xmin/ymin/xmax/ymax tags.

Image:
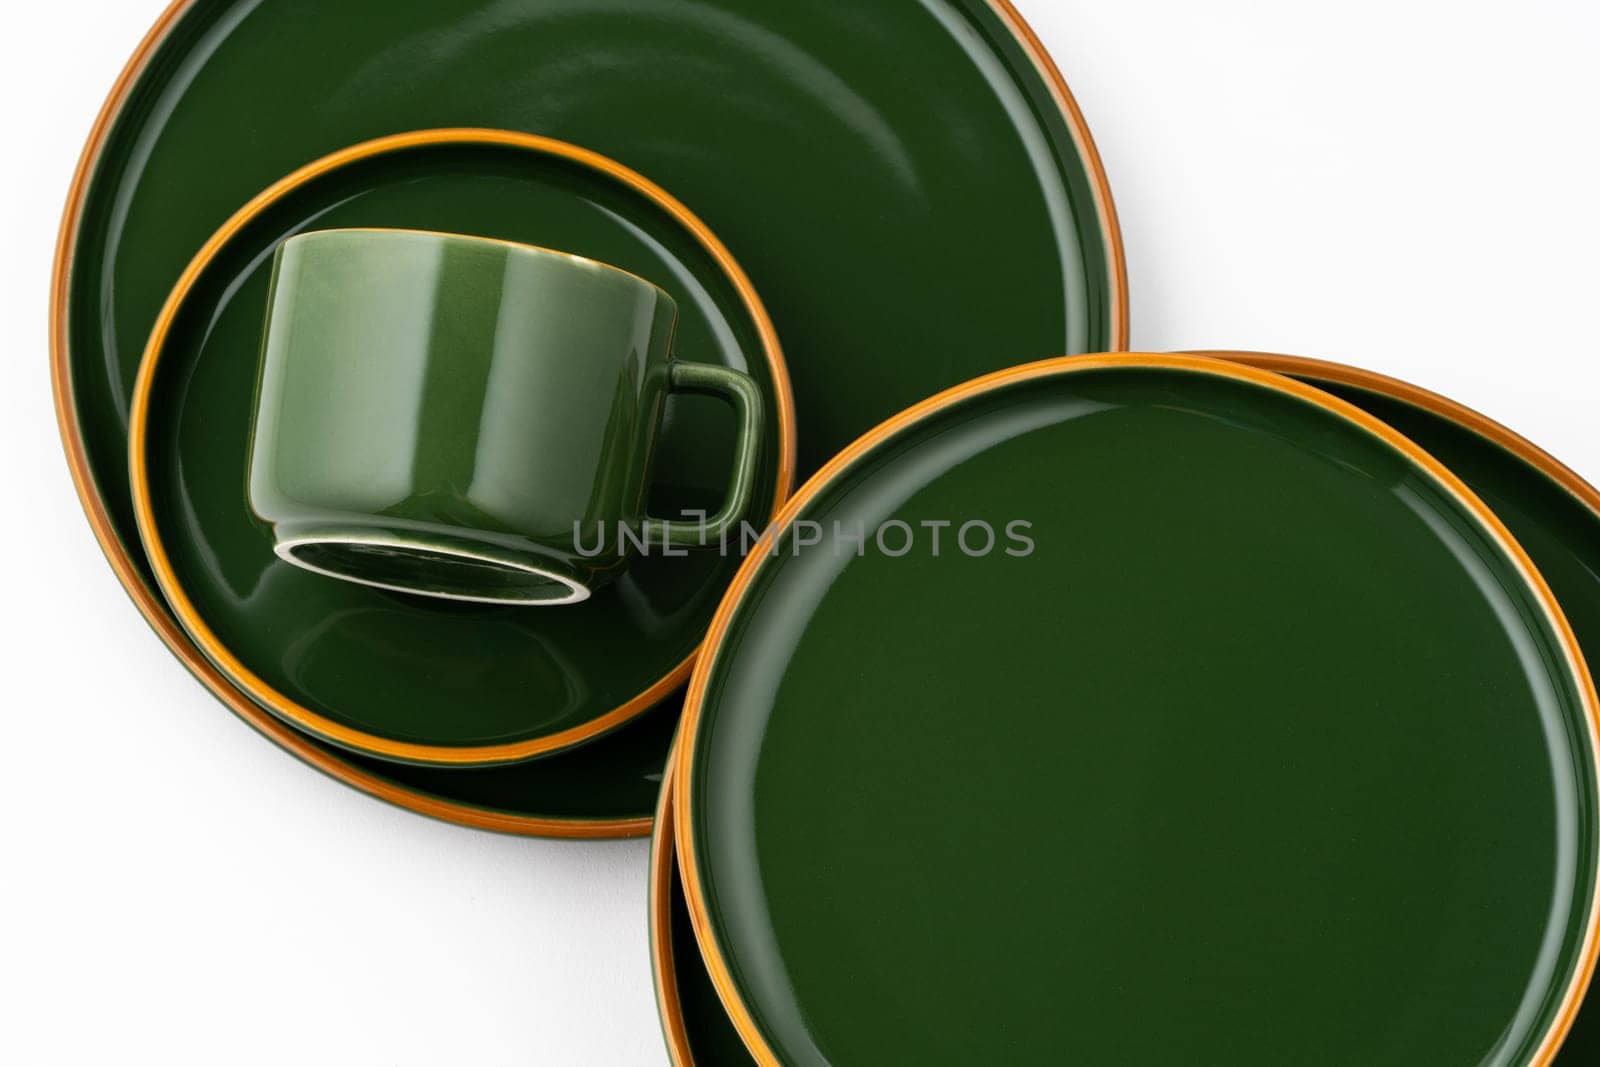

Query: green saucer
<box><xmin>675</xmin><ymin>354</ymin><xmax>1599</xmax><ymax>1065</ymax></box>
<box><xmin>128</xmin><ymin>131</ymin><xmax>792</xmax><ymax>768</ymax></box>
<box><xmin>54</xmin><ymin>0</ymin><xmax>1125</xmax><ymax>826</ymax></box>
<box><xmin>653</xmin><ymin>352</ymin><xmax>1600</xmax><ymax>1063</ymax></box>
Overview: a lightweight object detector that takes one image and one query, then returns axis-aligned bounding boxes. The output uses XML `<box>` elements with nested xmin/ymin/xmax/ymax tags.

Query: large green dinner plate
<box><xmin>653</xmin><ymin>352</ymin><xmax>1600</xmax><ymax>1064</ymax></box>
<box><xmin>675</xmin><ymin>353</ymin><xmax>1600</xmax><ymax>1065</ymax></box>
<box><xmin>53</xmin><ymin>0</ymin><xmax>1126</xmax><ymax>827</ymax></box>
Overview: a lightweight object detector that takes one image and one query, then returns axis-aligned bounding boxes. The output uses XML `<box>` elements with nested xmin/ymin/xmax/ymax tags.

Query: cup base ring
<box><xmin>273</xmin><ymin>527</ymin><xmax>592</xmax><ymax>607</ymax></box>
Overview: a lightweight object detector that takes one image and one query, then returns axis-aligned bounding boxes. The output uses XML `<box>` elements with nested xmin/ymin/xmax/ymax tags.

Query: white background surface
<box><xmin>2</xmin><ymin>1</ymin><xmax>1597</xmax><ymax>1063</ymax></box>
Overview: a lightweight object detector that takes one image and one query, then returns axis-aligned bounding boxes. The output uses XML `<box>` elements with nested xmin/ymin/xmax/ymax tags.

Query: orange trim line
<box><xmin>649</xmin><ymin>744</ymin><xmax>697</xmax><ymax>1066</ymax></box>
<box><xmin>1207</xmin><ymin>352</ymin><xmax>1600</xmax><ymax>520</ymax></box>
<box><xmin>671</xmin><ymin>352</ymin><xmax>1600</xmax><ymax>1065</ymax></box>
<box><xmin>51</xmin><ymin>0</ymin><xmax>1128</xmax><ymax>830</ymax></box>
<box><xmin>125</xmin><ymin>129</ymin><xmax>796</xmax><ymax>768</ymax></box>
<box><xmin>992</xmin><ymin>0</ymin><xmax>1130</xmax><ymax>350</ymax></box>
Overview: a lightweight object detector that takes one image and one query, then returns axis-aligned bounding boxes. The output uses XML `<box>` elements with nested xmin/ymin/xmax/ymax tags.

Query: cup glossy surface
<box><xmin>252</xmin><ymin>229</ymin><xmax>762</xmax><ymax>605</ymax></box>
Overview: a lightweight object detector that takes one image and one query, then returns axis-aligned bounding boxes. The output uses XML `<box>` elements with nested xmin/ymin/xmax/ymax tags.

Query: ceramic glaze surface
<box><xmin>337</xmin><ymin>698</ymin><xmax>677</xmax><ymax>826</ymax></box>
<box><xmin>252</xmin><ymin>229</ymin><xmax>763</xmax><ymax>603</ymax></box>
<box><xmin>135</xmin><ymin>138</ymin><xmax>787</xmax><ymax>765</ymax></box>
<box><xmin>70</xmin><ymin>0</ymin><xmax>1119</xmax><ymax>535</ymax></box>
<box><xmin>681</xmin><ymin>361</ymin><xmax>1598</xmax><ymax>1065</ymax></box>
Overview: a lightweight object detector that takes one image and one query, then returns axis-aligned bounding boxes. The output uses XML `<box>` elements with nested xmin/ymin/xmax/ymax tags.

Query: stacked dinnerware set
<box><xmin>51</xmin><ymin>2</ymin><xmax>1600</xmax><ymax>1064</ymax></box>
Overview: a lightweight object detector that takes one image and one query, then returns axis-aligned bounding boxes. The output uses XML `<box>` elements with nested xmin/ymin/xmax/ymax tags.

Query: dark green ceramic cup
<box><xmin>247</xmin><ymin>228</ymin><xmax>764</xmax><ymax>606</ymax></box>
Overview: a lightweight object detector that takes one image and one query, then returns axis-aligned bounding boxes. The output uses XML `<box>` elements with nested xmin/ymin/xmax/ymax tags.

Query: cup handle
<box><xmin>642</xmin><ymin>362</ymin><xmax>766</xmax><ymax>549</ymax></box>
